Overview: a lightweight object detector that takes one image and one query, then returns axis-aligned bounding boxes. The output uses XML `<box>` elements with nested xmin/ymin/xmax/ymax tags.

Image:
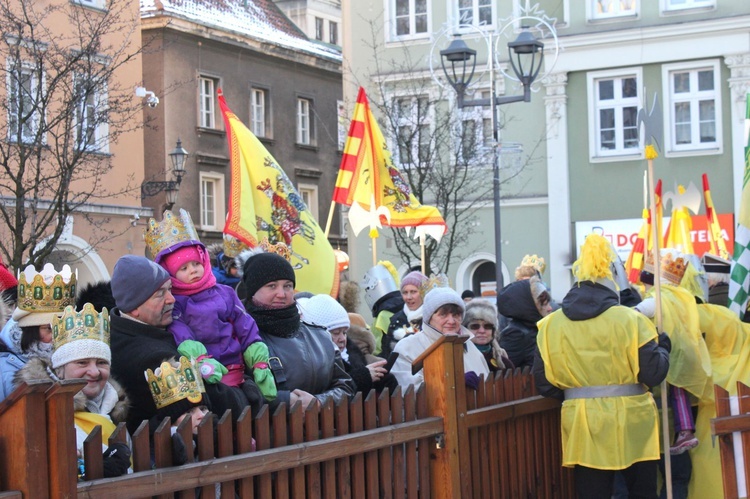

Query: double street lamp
<box><xmin>141</xmin><ymin>138</ymin><xmax>189</xmax><ymax>211</ymax></box>
<box><xmin>440</xmin><ymin>27</ymin><xmax>545</xmax><ymax>296</ymax></box>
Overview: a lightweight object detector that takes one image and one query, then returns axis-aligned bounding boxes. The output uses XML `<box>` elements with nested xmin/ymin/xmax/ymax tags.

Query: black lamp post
<box><xmin>141</xmin><ymin>138</ymin><xmax>189</xmax><ymax>211</ymax></box>
<box><xmin>441</xmin><ymin>27</ymin><xmax>544</xmax><ymax>300</ymax></box>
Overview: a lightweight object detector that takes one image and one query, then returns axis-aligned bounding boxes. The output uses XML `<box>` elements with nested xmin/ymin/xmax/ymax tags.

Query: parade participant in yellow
<box><xmin>533</xmin><ymin>234</ymin><xmax>670</xmax><ymax>498</ymax></box>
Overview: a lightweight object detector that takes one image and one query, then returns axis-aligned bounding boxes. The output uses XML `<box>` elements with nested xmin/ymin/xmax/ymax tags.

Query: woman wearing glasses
<box><xmin>463</xmin><ymin>299</ymin><xmax>513</xmax><ymax>373</ymax></box>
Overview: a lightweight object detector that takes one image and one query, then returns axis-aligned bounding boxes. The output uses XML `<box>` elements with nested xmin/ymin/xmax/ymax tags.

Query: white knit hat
<box><xmin>422</xmin><ymin>287</ymin><xmax>465</xmax><ymax>324</ymax></box>
<box><xmin>300</xmin><ymin>294</ymin><xmax>350</xmax><ymax>332</ymax></box>
<box><xmin>50</xmin><ymin>304</ymin><xmax>111</xmax><ymax>369</ymax></box>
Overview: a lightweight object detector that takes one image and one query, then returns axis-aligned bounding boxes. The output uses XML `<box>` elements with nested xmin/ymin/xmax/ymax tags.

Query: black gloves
<box><xmin>464</xmin><ymin>371</ymin><xmax>480</xmax><ymax>391</ymax></box>
<box><xmin>171</xmin><ymin>432</ymin><xmax>189</xmax><ymax>466</ymax></box>
<box><xmin>658</xmin><ymin>332</ymin><xmax>671</xmax><ymax>353</ymax></box>
<box><xmin>102</xmin><ymin>442</ymin><xmax>131</xmax><ymax>478</ymax></box>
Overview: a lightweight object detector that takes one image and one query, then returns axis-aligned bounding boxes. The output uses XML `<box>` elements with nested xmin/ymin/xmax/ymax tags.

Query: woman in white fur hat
<box><xmin>463</xmin><ymin>299</ymin><xmax>513</xmax><ymax>372</ymax></box>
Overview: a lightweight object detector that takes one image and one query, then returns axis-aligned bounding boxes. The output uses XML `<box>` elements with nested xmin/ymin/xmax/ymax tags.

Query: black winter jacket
<box><xmin>497</xmin><ymin>280</ymin><xmax>543</xmax><ymax>369</ymax></box>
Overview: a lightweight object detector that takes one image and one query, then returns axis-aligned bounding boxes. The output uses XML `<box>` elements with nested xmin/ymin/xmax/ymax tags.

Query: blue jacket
<box><xmin>0</xmin><ymin>319</ymin><xmax>28</xmax><ymax>403</ymax></box>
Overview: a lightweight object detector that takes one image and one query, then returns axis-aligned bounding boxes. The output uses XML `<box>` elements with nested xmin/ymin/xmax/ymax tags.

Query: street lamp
<box><xmin>141</xmin><ymin>138</ymin><xmax>189</xmax><ymax>211</ymax></box>
<box><xmin>441</xmin><ymin>27</ymin><xmax>544</xmax><ymax>298</ymax></box>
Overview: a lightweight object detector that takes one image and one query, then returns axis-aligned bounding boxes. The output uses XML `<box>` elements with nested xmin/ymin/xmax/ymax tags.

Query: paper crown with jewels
<box><xmin>16</xmin><ymin>263</ymin><xmax>77</xmax><ymax>314</ymax></box>
<box><xmin>50</xmin><ymin>304</ymin><xmax>111</xmax><ymax>368</ymax></box>
<box><xmin>420</xmin><ymin>273</ymin><xmax>450</xmax><ymax>298</ymax></box>
<box><xmin>144</xmin><ymin>209</ymin><xmax>202</xmax><ymax>264</ymax></box>
<box><xmin>643</xmin><ymin>249</ymin><xmax>688</xmax><ymax>286</ymax></box>
<box><xmin>144</xmin><ymin>356</ymin><xmax>206</xmax><ymax>409</ymax></box>
<box><xmin>258</xmin><ymin>237</ymin><xmax>292</xmax><ymax>261</ymax></box>
<box><xmin>223</xmin><ymin>234</ymin><xmax>249</xmax><ymax>258</ymax></box>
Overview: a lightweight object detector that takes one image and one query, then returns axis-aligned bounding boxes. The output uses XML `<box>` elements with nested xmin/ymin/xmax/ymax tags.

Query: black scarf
<box><xmin>245</xmin><ymin>302</ymin><xmax>300</xmax><ymax>338</ymax></box>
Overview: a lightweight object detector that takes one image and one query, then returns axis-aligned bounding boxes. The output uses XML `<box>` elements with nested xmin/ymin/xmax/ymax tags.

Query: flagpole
<box><xmin>372</xmin><ymin>235</ymin><xmax>377</xmax><ymax>267</ymax></box>
<box><xmin>647</xmin><ymin>146</ymin><xmax>672</xmax><ymax>499</ymax></box>
<box><xmin>323</xmin><ymin>202</ymin><xmax>336</xmax><ymax>238</ymax></box>
<box><xmin>420</xmin><ymin>233</ymin><xmax>426</xmax><ymax>274</ymax></box>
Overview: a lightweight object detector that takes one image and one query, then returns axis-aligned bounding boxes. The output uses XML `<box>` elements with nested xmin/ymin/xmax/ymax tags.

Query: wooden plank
<box><xmin>45</xmin><ymin>380</ymin><xmax>85</xmax><ymax>499</ymax></box>
<box><xmin>335</xmin><ymin>395</ymin><xmax>352</xmax><ymax>499</ymax></box>
<box><xmin>215</xmin><ymin>410</ymin><xmax>235</xmax><ymax>499</ymax></box>
<box><xmin>131</xmin><ymin>420</ymin><xmax>151</xmax><ymax>473</ymax></box>
<box><xmin>288</xmin><ymin>403</ymin><xmax>305</xmax><ymax>498</ymax></box>
<box><xmin>416</xmin><ymin>386</ymin><xmax>431</xmax><ymax>499</ymax></box>
<box><xmin>196</xmin><ymin>413</ymin><xmax>216</xmax><ymax>499</ymax></box>
<box><xmin>320</xmin><ymin>398</ymin><xmax>337</xmax><ymax>499</ymax></box>
<box><xmin>712</xmin><ymin>384</ymin><xmax>737</xmax><ymax>499</ymax></box>
<box><xmin>272</xmin><ymin>404</ymin><xmax>289</xmax><ymax>499</ymax></box>
<box><xmin>377</xmin><ymin>389</ymin><xmax>393</xmax><ymax>499</ymax></box>
<box><xmin>347</xmin><ymin>394</ymin><xmax>363</xmax><ymax>499</ymax></box>
<box><xmin>390</xmin><ymin>388</ymin><xmax>405</xmax><ymax>499</ymax></box>
<box><xmin>153</xmin><ymin>417</ymin><xmax>175</xmax><ymax>499</ymax></box>
<box><xmin>304</xmin><ymin>402</ymin><xmax>322</xmax><ymax>499</ymax></box>
<box><xmin>402</xmin><ymin>387</ymin><xmax>418</xmax><ymax>499</ymax></box>
<box><xmin>235</xmin><ymin>406</ymin><xmax>255</xmax><ymax>499</ymax></box>
<box><xmin>254</xmin><ymin>406</ymin><xmax>272</xmax><ymax>499</ymax></box>
<box><xmin>83</xmin><ymin>425</ymin><xmax>104</xmax><ymax>481</ymax></box>
<box><xmin>363</xmin><ymin>392</ymin><xmax>379</xmax><ymax>499</ymax></box>
<box><xmin>463</xmin><ymin>396</ymin><xmax>561</xmax><ymax>428</ymax></box>
<box><xmin>176</xmin><ymin>415</ymin><xmax>196</xmax><ymax>499</ymax></box>
<box><xmin>109</xmin><ymin>422</ymin><xmax>128</xmax><ymax>446</ymax></box>
<box><xmin>738</xmin><ymin>382</ymin><xmax>750</xmax><ymax>495</ymax></box>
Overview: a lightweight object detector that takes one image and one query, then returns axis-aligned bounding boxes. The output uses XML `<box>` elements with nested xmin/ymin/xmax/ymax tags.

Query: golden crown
<box><xmin>520</xmin><ymin>254</ymin><xmax>546</xmax><ymax>274</ymax></box>
<box><xmin>16</xmin><ymin>263</ymin><xmax>77</xmax><ymax>314</ymax></box>
<box><xmin>223</xmin><ymin>234</ymin><xmax>249</xmax><ymax>258</ymax></box>
<box><xmin>420</xmin><ymin>273</ymin><xmax>450</xmax><ymax>298</ymax></box>
<box><xmin>52</xmin><ymin>303</ymin><xmax>110</xmax><ymax>350</ymax></box>
<box><xmin>145</xmin><ymin>356</ymin><xmax>205</xmax><ymax>409</ymax></box>
<box><xmin>644</xmin><ymin>250</ymin><xmax>687</xmax><ymax>285</ymax></box>
<box><xmin>144</xmin><ymin>209</ymin><xmax>201</xmax><ymax>262</ymax></box>
<box><xmin>259</xmin><ymin>237</ymin><xmax>292</xmax><ymax>261</ymax></box>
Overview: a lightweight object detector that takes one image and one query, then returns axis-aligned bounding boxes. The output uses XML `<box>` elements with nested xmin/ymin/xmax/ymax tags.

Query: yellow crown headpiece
<box><xmin>520</xmin><ymin>254</ymin><xmax>546</xmax><ymax>274</ymax></box>
<box><xmin>144</xmin><ymin>209</ymin><xmax>201</xmax><ymax>263</ymax></box>
<box><xmin>16</xmin><ymin>263</ymin><xmax>77</xmax><ymax>314</ymax></box>
<box><xmin>644</xmin><ymin>249</ymin><xmax>687</xmax><ymax>286</ymax></box>
<box><xmin>572</xmin><ymin>234</ymin><xmax>615</xmax><ymax>282</ymax></box>
<box><xmin>223</xmin><ymin>234</ymin><xmax>249</xmax><ymax>258</ymax></box>
<box><xmin>145</xmin><ymin>356</ymin><xmax>205</xmax><ymax>409</ymax></box>
<box><xmin>52</xmin><ymin>303</ymin><xmax>110</xmax><ymax>350</ymax></box>
<box><xmin>259</xmin><ymin>237</ymin><xmax>292</xmax><ymax>261</ymax></box>
<box><xmin>420</xmin><ymin>273</ymin><xmax>450</xmax><ymax>298</ymax></box>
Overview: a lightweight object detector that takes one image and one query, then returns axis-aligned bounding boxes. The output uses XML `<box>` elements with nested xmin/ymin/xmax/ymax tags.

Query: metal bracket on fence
<box><xmin>435</xmin><ymin>433</ymin><xmax>445</xmax><ymax>449</ymax></box>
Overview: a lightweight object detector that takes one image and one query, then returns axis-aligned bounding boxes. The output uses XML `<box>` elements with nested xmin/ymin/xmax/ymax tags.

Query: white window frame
<box><xmin>74</xmin><ymin>0</ymin><xmax>107</xmax><ymax>9</ymax></box>
<box><xmin>456</xmin><ymin>89</ymin><xmax>493</xmax><ymax>166</ymax></box>
<box><xmin>315</xmin><ymin>17</ymin><xmax>324</xmax><ymax>41</ymax></box>
<box><xmin>297</xmin><ymin>183</ymin><xmax>319</xmax><ymax>222</ymax></box>
<box><xmin>661</xmin><ymin>0</ymin><xmax>714</xmax><ymax>13</ymax></box>
<box><xmin>455</xmin><ymin>0</ymin><xmax>496</xmax><ymax>29</ymax></box>
<box><xmin>393</xmin><ymin>94</ymin><xmax>433</xmax><ymax>168</ymax></box>
<box><xmin>662</xmin><ymin>59</ymin><xmax>722</xmax><ymax>156</ymax></box>
<box><xmin>587</xmin><ymin>0</ymin><xmax>638</xmax><ymax>21</ymax></box>
<box><xmin>198</xmin><ymin>76</ymin><xmax>217</xmax><ymax>129</ymax></box>
<box><xmin>199</xmin><ymin>172</ymin><xmax>225</xmax><ymax>231</ymax></box>
<box><xmin>587</xmin><ymin>67</ymin><xmax>643</xmax><ymax>161</ymax></box>
<box><xmin>329</xmin><ymin>21</ymin><xmax>338</xmax><ymax>45</ymax></box>
<box><xmin>6</xmin><ymin>59</ymin><xmax>44</xmax><ymax>144</ymax></box>
<box><xmin>250</xmin><ymin>87</ymin><xmax>269</xmax><ymax>138</ymax></box>
<box><xmin>296</xmin><ymin>97</ymin><xmax>313</xmax><ymax>145</ymax></box>
<box><xmin>73</xmin><ymin>72</ymin><xmax>109</xmax><ymax>152</ymax></box>
<box><xmin>387</xmin><ymin>0</ymin><xmax>431</xmax><ymax>41</ymax></box>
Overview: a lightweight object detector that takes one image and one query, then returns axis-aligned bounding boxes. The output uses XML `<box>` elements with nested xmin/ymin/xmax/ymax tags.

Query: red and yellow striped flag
<box><xmin>333</xmin><ymin>87</ymin><xmax>446</xmax><ymax>233</ymax></box>
<box><xmin>625</xmin><ymin>208</ymin><xmax>651</xmax><ymax>283</ymax></box>
<box><xmin>219</xmin><ymin>92</ymin><xmax>339</xmax><ymax>296</ymax></box>
<box><xmin>652</xmin><ymin>179</ymin><xmax>664</xmax><ymax>250</ymax></box>
<box><xmin>702</xmin><ymin>173</ymin><xmax>730</xmax><ymax>259</ymax></box>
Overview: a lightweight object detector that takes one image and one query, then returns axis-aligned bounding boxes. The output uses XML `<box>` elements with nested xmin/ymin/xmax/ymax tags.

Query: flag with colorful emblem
<box><xmin>728</xmin><ymin>94</ymin><xmax>750</xmax><ymax>316</ymax></box>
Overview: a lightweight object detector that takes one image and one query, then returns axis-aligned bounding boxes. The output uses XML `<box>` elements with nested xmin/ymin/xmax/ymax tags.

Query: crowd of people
<box><xmin>0</xmin><ymin>210</ymin><xmax>747</xmax><ymax>498</ymax></box>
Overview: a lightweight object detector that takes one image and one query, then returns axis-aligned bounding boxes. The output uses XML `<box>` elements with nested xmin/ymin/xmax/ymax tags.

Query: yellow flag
<box><xmin>219</xmin><ymin>92</ymin><xmax>339</xmax><ymax>296</ymax></box>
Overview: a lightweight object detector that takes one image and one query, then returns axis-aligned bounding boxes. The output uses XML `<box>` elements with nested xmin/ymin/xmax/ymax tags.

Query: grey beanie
<box><xmin>111</xmin><ymin>255</ymin><xmax>170</xmax><ymax>313</ymax></box>
<box><xmin>422</xmin><ymin>287</ymin><xmax>465</xmax><ymax>324</ymax></box>
<box><xmin>462</xmin><ymin>299</ymin><xmax>499</xmax><ymax>329</ymax></box>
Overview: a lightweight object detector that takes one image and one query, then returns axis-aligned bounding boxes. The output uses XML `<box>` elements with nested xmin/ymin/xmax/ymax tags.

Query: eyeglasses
<box><xmin>468</xmin><ymin>323</ymin><xmax>495</xmax><ymax>332</ymax></box>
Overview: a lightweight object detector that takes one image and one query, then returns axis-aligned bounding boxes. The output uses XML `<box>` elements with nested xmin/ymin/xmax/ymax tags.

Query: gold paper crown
<box><xmin>520</xmin><ymin>254</ymin><xmax>546</xmax><ymax>274</ymax></box>
<box><xmin>644</xmin><ymin>250</ymin><xmax>687</xmax><ymax>285</ymax></box>
<box><xmin>144</xmin><ymin>209</ymin><xmax>201</xmax><ymax>262</ymax></box>
<box><xmin>16</xmin><ymin>263</ymin><xmax>77</xmax><ymax>314</ymax></box>
<box><xmin>145</xmin><ymin>356</ymin><xmax>205</xmax><ymax>409</ymax></box>
<box><xmin>223</xmin><ymin>234</ymin><xmax>249</xmax><ymax>258</ymax></box>
<box><xmin>420</xmin><ymin>273</ymin><xmax>450</xmax><ymax>297</ymax></box>
<box><xmin>259</xmin><ymin>237</ymin><xmax>292</xmax><ymax>261</ymax></box>
<box><xmin>52</xmin><ymin>303</ymin><xmax>110</xmax><ymax>350</ymax></box>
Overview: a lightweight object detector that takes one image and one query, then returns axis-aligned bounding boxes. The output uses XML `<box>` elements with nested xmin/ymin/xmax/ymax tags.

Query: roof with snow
<box><xmin>140</xmin><ymin>0</ymin><xmax>341</xmax><ymax>63</ymax></box>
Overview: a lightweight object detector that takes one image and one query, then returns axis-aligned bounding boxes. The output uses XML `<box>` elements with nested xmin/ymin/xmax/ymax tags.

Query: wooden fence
<box><xmin>0</xmin><ymin>335</ymin><xmax>573</xmax><ymax>498</ymax></box>
<box><xmin>711</xmin><ymin>382</ymin><xmax>750</xmax><ymax>499</ymax></box>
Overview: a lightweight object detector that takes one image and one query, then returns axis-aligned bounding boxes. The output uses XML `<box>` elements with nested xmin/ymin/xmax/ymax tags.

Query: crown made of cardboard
<box><xmin>16</xmin><ymin>263</ymin><xmax>77</xmax><ymax>314</ymax></box>
<box><xmin>259</xmin><ymin>237</ymin><xmax>292</xmax><ymax>261</ymax></box>
<box><xmin>520</xmin><ymin>254</ymin><xmax>546</xmax><ymax>274</ymax></box>
<box><xmin>420</xmin><ymin>273</ymin><xmax>450</xmax><ymax>297</ymax></box>
<box><xmin>145</xmin><ymin>356</ymin><xmax>205</xmax><ymax>409</ymax></box>
<box><xmin>52</xmin><ymin>303</ymin><xmax>110</xmax><ymax>350</ymax></box>
<box><xmin>644</xmin><ymin>250</ymin><xmax>687</xmax><ymax>285</ymax></box>
<box><xmin>223</xmin><ymin>234</ymin><xmax>249</xmax><ymax>258</ymax></box>
<box><xmin>144</xmin><ymin>209</ymin><xmax>201</xmax><ymax>262</ymax></box>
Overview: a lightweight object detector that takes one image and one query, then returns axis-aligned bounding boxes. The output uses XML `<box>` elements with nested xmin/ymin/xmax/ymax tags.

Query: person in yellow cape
<box><xmin>15</xmin><ymin>304</ymin><xmax>131</xmax><ymax>480</ymax></box>
<box><xmin>533</xmin><ymin>234</ymin><xmax>670</xmax><ymax>498</ymax></box>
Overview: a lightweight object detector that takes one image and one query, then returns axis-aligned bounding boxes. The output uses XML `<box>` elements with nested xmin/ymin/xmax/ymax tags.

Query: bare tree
<box><xmin>347</xmin><ymin>16</ymin><xmax>544</xmax><ymax>274</ymax></box>
<box><xmin>0</xmin><ymin>0</ymin><xmax>146</xmax><ymax>270</ymax></box>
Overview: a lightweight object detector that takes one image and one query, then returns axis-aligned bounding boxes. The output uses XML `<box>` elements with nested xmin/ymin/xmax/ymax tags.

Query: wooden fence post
<box><xmin>412</xmin><ymin>335</ymin><xmax>472</xmax><ymax>499</ymax></box>
<box><xmin>45</xmin><ymin>379</ymin><xmax>86</xmax><ymax>499</ymax></box>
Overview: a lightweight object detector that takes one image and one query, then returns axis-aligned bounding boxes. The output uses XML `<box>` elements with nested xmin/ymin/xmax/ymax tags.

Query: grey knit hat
<box><xmin>462</xmin><ymin>299</ymin><xmax>498</xmax><ymax>330</ymax></box>
<box><xmin>422</xmin><ymin>287</ymin><xmax>465</xmax><ymax>324</ymax></box>
<box><xmin>111</xmin><ymin>255</ymin><xmax>170</xmax><ymax>313</ymax></box>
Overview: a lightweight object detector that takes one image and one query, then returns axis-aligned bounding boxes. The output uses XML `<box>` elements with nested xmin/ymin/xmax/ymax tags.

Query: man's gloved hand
<box><xmin>171</xmin><ymin>432</ymin><xmax>189</xmax><ymax>466</ymax></box>
<box><xmin>464</xmin><ymin>371</ymin><xmax>480</xmax><ymax>391</ymax></box>
<box><xmin>102</xmin><ymin>442</ymin><xmax>131</xmax><ymax>478</ymax></box>
<box><xmin>243</xmin><ymin>342</ymin><xmax>277</xmax><ymax>402</ymax></box>
<box><xmin>658</xmin><ymin>332</ymin><xmax>672</xmax><ymax>353</ymax></box>
<box><xmin>178</xmin><ymin>340</ymin><xmax>227</xmax><ymax>384</ymax></box>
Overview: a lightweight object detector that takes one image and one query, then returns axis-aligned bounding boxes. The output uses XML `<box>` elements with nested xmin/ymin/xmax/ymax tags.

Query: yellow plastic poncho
<box><xmin>537</xmin><ymin>306</ymin><xmax>660</xmax><ymax>469</ymax></box>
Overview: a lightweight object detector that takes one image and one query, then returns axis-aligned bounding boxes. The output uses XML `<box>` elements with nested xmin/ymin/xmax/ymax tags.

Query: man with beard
<box><xmin>109</xmin><ymin>255</ymin><xmax>248</xmax><ymax>434</ymax></box>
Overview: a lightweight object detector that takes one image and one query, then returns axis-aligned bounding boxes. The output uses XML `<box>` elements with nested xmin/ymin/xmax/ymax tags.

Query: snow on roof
<box><xmin>140</xmin><ymin>0</ymin><xmax>341</xmax><ymax>63</ymax></box>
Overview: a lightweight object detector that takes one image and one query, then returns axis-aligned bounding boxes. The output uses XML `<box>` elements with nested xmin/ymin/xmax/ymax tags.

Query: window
<box><xmin>199</xmin><ymin>173</ymin><xmax>225</xmax><ymax>231</ymax></box>
<box><xmin>458</xmin><ymin>90</ymin><xmax>493</xmax><ymax>164</ymax></box>
<box><xmin>297</xmin><ymin>97</ymin><xmax>313</xmax><ymax>145</ymax></box>
<box><xmin>392</xmin><ymin>0</ymin><xmax>429</xmax><ymax>39</ymax></box>
<box><xmin>587</xmin><ymin>69</ymin><xmax>642</xmax><ymax>158</ymax></box>
<box><xmin>73</xmin><ymin>73</ymin><xmax>108</xmax><ymax>152</ymax></box>
<box><xmin>663</xmin><ymin>60</ymin><xmax>721</xmax><ymax>153</ymax></box>
<box><xmin>7</xmin><ymin>61</ymin><xmax>42</xmax><ymax>144</ymax></box>
<box><xmin>75</xmin><ymin>0</ymin><xmax>106</xmax><ymax>9</ymax></box>
<box><xmin>315</xmin><ymin>17</ymin><xmax>324</xmax><ymax>41</ymax></box>
<box><xmin>329</xmin><ymin>21</ymin><xmax>338</xmax><ymax>45</ymax></box>
<box><xmin>394</xmin><ymin>96</ymin><xmax>431</xmax><ymax>167</ymax></box>
<box><xmin>590</xmin><ymin>0</ymin><xmax>637</xmax><ymax>19</ymax></box>
<box><xmin>457</xmin><ymin>0</ymin><xmax>493</xmax><ymax>27</ymax></box>
<box><xmin>298</xmin><ymin>183</ymin><xmax>319</xmax><ymax>221</ymax></box>
<box><xmin>250</xmin><ymin>87</ymin><xmax>270</xmax><ymax>138</ymax></box>
<box><xmin>198</xmin><ymin>76</ymin><xmax>217</xmax><ymax>129</ymax></box>
<box><xmin>662</xmin><ymin>0</ymin><xmax>714</xmax><ymax>11</ymax></box>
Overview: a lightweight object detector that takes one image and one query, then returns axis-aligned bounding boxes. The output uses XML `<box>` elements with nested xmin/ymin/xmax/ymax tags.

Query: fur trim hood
<box><xmin>76</xmin><ymin>281</ymin><xmax>116</xmax><ymax>312</ymax></box>
<box><xmin>14</xmin><ymin>357</ymin><xmax>130</xmax><ymax>424</ymax></box>
<box><xmin>234</xmin><ymin>247</ymin><xmax>265</xmax><ymax>278</ymax></box>
<box><xmin>205</xmin><ymin>243</ymin><xmax>224</xmax><ymax>266</ymax></box>
<box><xmin>0</xmin><ymin>295</ymin><xmax>11</xmax><ymax>334</ymax></box>
<box><xmin>347</xmin><ymin>324</ymin><xmax>382</xmax><ymax>365</ymax></box>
